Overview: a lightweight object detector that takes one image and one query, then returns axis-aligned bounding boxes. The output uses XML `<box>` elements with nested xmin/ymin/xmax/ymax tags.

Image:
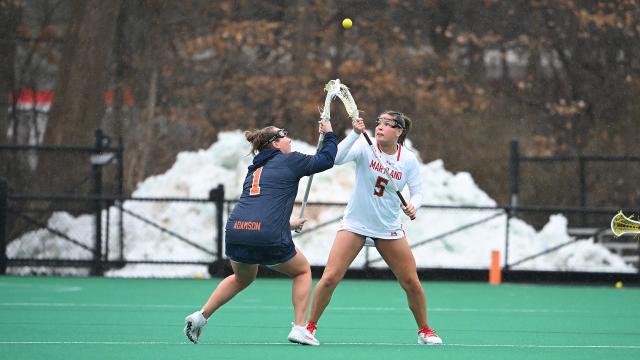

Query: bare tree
<box><xmin>39</xmin><ymin>0</ymin><xmax>122</xmax><ymax>194</ymax></box>
<box><xmin>0</xmin><ymin>0</ymin><xmax>20</xmax><ymax>197</ymax></box>
<box><xmin>0</xmin><ymin>0</ymin><xmax>19</xmax><ymax>148</ymax></box>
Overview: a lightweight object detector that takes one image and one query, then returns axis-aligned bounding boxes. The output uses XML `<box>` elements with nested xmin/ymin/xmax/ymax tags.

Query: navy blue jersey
<box><xmin>226</xmin><ymin>132</ymin><xmax>337</xmax><ymax>246</ymax></box>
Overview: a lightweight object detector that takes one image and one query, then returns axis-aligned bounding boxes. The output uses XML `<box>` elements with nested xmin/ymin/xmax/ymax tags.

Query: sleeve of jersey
<box><xmin>335</xmin><ymin>131</ymin><xmax>362</xmax><ymax>165</ymax></box>
<box><xmin>407</xmin><ymin>158</ymin><xmax>424</xmax><ymax>209</ymax></box>
<box><xmin>289</xmin><ymin>131</ymin><xmax>337</xmax><ymax>176</ymax></box>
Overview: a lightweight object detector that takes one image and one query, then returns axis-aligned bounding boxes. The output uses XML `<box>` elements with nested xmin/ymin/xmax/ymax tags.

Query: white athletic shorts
<box><xmin>338</xmin><ymin>219</ymin><xmax>405</xmax><ymax>246</ymax></box>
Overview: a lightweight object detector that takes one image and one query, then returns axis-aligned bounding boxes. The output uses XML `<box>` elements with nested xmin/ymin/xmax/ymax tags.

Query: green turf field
<box><xmin>1</xmin><ymin>275</ymin><xmax>639</xmax><ymax>359</ymax></box>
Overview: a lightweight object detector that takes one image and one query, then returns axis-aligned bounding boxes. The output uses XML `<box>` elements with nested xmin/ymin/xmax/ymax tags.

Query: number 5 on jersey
<box><xmin>249</xmin><ymin>167</ymin><xmax>263</xmax><ymax>196</ymax></box>
<box><xmin>374</xmin><ymin>176</ymin><xmax>388</xmax><ymax>197</ymax></box>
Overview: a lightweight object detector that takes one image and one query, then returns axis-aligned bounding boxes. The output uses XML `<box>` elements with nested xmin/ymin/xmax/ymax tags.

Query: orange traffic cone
<box><xmin>489</xmin><ymin>250</ymin><xmax>502</xmax><ymax>285</ymax></box>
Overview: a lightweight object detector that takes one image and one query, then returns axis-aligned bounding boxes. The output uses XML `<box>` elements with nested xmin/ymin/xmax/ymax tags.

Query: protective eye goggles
<box><xmin>264</xmin><ymin>129</ymin><xmax>288</xmax><ymax>147</ymax></box>
<box><xmin>375</xmin><ymin>117</ymin><xmax>404</xmax><ymax>129</ymax></box>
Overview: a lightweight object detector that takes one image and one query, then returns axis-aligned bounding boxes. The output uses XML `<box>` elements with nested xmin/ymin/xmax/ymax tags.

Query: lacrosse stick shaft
<box><xmin>294</xmin><ymin>132</ymin><xmax>324</xmax><ymax>233</ymax></box>
<box><xmin>360</xmin><ymin>131</ymin><xmax>415</xmax><ymax>220</ymax></box>
<box><xmin>299</xmin><ymin>132</ymin><xmax>324</xmax><ymax>217</ymax></box>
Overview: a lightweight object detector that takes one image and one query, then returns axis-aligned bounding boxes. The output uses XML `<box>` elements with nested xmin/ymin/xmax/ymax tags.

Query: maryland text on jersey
<box><xmin>369</xmin><ymin>159</ymin><xmax>402</xmax><ymax>180</ymax></box>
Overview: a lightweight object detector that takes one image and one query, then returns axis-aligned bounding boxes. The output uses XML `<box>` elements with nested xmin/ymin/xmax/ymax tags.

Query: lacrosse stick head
<box><xmin>320</xmin><ymin>79</ymin><xmax>343</xmax><ymax>120</ymax></box>
<box><xmin>611</xmin><ymin>211</ymin><xmax>640</xmax><ymax>236</ymax></box>
<box><xmin>335</xmin><ymin>83</ymin><xmax>359</xmax><ymax>119</ymax></box>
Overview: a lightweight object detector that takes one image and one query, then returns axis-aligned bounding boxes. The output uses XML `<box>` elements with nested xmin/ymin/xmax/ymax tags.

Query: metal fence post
<box><xmin>509</xmin><ymin>140</ymin><xmax>519</xmax><ymax>213</ymax></box>
<box><xmin>116</xmin><ymin>137</ymin><xmax>124</xmax><ymax>262</ymax></box>
<box><xmin>364</xmin><ymin>246</ymin><xmax>370</xmax><ymax>269</ymax></box>
<box><xmin>578</xmin><ymin>156</ymin><xmax>586</xmax><ymax>226</ymax></box>
<box><xmin>91</xmin><ymin>129</ymin><xmax>105</xmax><ymax>276</ymax></box>
<box><xmin>0</xmin><ymin>178</ymin><xmax>7</xmax><ymax>274</ymax></box>
<box><xmin>503</xmin><ymin>206</ymin><xmax>511</xmax><ymax>271</ymax></box>
<box><xmin>208</xmin><ymin>184</ymin><xmax>225</xmax><ymax>277</ymax></box>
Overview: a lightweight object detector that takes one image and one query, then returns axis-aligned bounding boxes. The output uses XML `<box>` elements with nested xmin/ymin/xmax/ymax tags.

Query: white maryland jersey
<box><xmin>336</xmin><ymin>132</ymin><xmax>423</xmax><ymax>239</ymax></box>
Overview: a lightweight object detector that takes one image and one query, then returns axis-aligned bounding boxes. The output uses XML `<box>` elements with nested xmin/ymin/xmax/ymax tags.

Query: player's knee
<box><xmin>294</xmin><ymin>265</ymin><xmax>312</xmax><ymax>279</ymax></box>
<box><xmin>234</xmin><ymin>275</ymin><xmax>255</xmax><ymax>288</ymax></box>
<box><xmin>320</xmin><ymin>270</ymin><xmax>344</xmax><ymax>289</ymax></box>
<box><xmin>400</xmin><ymin>277</ymin><xmax>423</xmax><ymax>295</ymax></box>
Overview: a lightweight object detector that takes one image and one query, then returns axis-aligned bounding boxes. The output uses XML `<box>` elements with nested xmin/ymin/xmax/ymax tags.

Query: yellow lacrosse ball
<box><xmin>615</xmin><ymin>281</ymin><xmax>623</xmax><ymax>289</ymax></box>
<box><xmin>342</xmin><ymin>18</ymin><xmax>352</xmax><ymax>29</ymax></box>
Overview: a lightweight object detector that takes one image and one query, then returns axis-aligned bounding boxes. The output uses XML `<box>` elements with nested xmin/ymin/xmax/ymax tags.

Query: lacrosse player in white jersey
<box><xmin>306</xmin><ymin>111</ymin><xmax>442</xmax><ymax>345</ymax></box>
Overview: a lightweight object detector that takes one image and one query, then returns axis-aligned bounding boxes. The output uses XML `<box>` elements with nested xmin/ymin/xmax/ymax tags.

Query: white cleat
<box><xmin>418</xmin><ymin>327</ymin><xmax>443</xmax><ymax>345</ymax></box>
<box><xmin>287</xmin><ymin>323</ymin><xmax>320</xmax><ymax>346</ymax></box>
<box><xmin>184</xmin><ymin>310</ymin><xmax>207</xmax><ymax>344</ymax></box>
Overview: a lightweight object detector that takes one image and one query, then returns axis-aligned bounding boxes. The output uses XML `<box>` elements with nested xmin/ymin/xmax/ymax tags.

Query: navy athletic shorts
<box><xmin>225</xmin><ymin>241</ymin><xmax>296</xmax><ymax>266</ymax></box>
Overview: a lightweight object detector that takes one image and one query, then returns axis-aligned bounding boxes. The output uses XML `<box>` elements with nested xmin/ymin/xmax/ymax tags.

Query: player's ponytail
<box><xmin>398</xmin><ymin>115</ymin><xmax>411</xmax><ymax>145</ymax></box>
<box><xmin>245</xmin><ymin>126</ymin><xmax>278</xmax><ymax>155</ymax></box>
<box><xmin>382</xmin><ymin>110</ymin><xmax>412</xmax><ymax>145</ymax></box>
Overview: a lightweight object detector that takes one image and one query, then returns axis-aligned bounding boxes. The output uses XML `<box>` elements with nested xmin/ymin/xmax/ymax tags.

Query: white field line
<box><xmin>0</xmin><ymin>341</ymin><xmax>639</xmax><ymax>349</ymax></box>
<box><xmin>0</xmin><ymin>302</ymin><xmax>621</xmax><ymax>314</ymax></box>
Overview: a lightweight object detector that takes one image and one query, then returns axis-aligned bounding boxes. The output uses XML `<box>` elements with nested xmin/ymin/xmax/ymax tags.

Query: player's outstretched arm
<box><xmin>334</xmin><ymin>117</ymin><xmax>365</xmax><ymax>165</ymax></box>
<box><xmin>308</xmin><ymin>131</ymin><xmax>337</xmax><ymax>173</ymax></box>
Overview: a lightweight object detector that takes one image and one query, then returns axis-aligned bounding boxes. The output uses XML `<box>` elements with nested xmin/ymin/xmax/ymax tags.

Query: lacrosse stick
<box><xmin>611</xmin><ymin>211</ymin><xmax>640</xmax><ymax>236</ymax></box>
<box><xmin>295</xmin><ymin>80</ymin><xmax>342</xmax><ymax>232</ymax></box>
<box><xmin>333</xmin><ymin>81</ymin><xmax>415</xmax><ymax>220</ymax></box>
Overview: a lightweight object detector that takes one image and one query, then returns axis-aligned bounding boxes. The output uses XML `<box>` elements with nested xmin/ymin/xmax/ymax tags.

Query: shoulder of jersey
<box><xmin>400</xmin><ymin>144</ymin><xmax>419</xmax><ymax>162</ymax></box>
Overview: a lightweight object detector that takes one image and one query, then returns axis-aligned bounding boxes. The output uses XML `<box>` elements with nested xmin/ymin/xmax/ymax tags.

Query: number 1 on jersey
<box><xmin>249</xmin><ymin>167</ymin><xmax>263</xmax><ymax>196</ymax></box>
<box><xmin>373</xmin><ymin>176</ymin><xmax>388</xmax><ymax>197</ymax></box>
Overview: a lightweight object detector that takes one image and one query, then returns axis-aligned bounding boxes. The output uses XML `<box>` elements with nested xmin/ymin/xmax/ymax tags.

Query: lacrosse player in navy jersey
<box><xmin>184</xmin><ymin>120</ymin><xmax>336</xmax><ymax>346</ymax></box>
<box><xmin>306</xmin><ymin>111</ymin><xmax>443</xmax><ymax>345</ymax></box>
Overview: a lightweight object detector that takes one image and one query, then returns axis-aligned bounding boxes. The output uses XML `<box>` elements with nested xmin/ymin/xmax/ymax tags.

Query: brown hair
<box><xmin>381</xmin><ymin>110</ymin><xmax>412</xmax><ymax>145</ymax></box>
<box><xmin>244</xmin><ymin>126</ymin><xmax>280</xmax><ymax>155</ymax></box>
